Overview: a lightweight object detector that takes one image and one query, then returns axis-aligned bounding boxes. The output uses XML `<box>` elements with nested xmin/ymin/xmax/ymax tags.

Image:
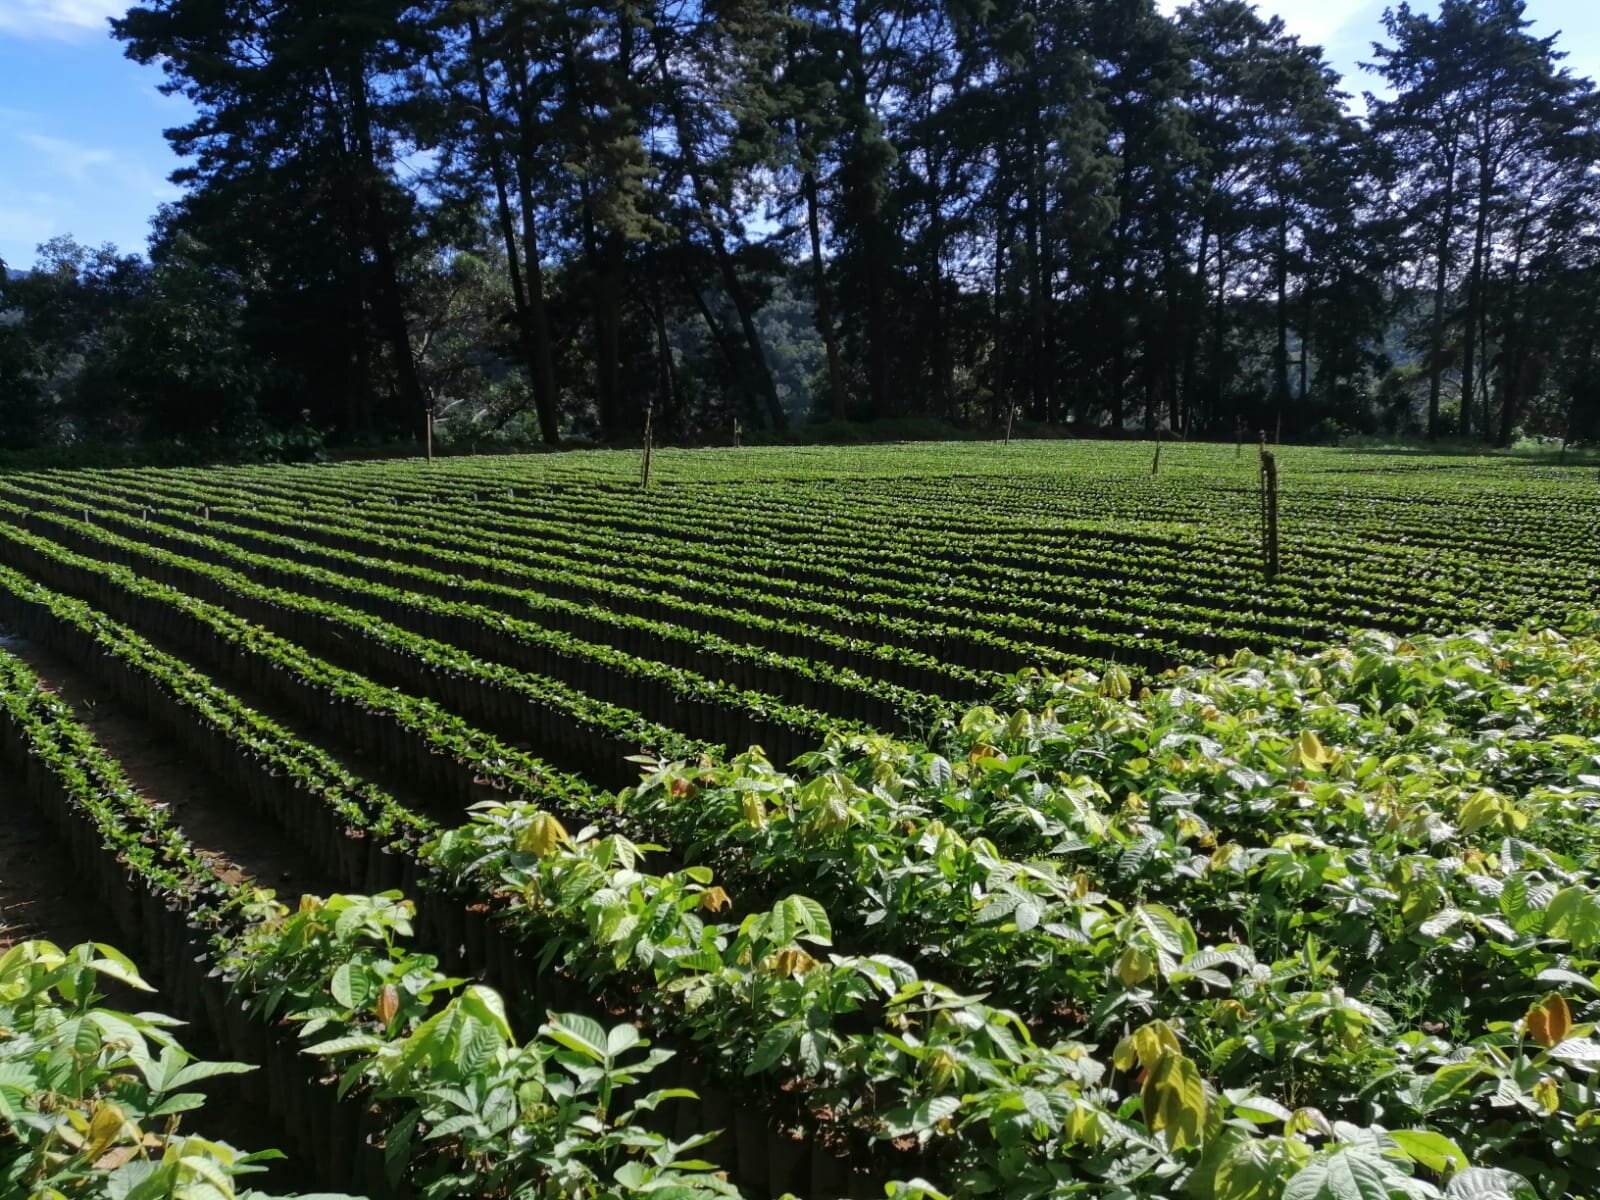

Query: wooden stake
<box><xmin>641</xmin><ymin>404</ymin><xmax>655</xmax><ymax>489</ymax></box>
<box><xmin>733</xmin><ymin>418</ymin><xmax>741</xmax><ymax>448</ymax></box>
<box><xmin>1150</xmin><ymin>437</ymin><xmax>1162</xmax><ymax>477</ymax></box>
<box><xmin>1235</xmin><ymin>419</ymin><xmax>1243</xmax><ymax>458</ymax></box>
<box><xmin>425</xmin><ymin>406</ymin><xmax>435</xmax><ymax>464</ymax></box>
<box><xmin>1004</xmin><ymin>405</ymin><xmax>1016</xmax><ymax>445</ymax></box>
<box><xmin>1260</xmin><ymin>451</ymin><xmax>1280</xmax><ymax>581</ymax></box>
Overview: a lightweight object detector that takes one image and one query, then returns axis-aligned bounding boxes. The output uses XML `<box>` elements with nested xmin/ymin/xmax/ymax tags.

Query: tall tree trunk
<box><xmin>1026</xmin><ymin>103</ymin><xmax>1048</xmax><ymax>422</ymax></box>
<box><xmin>1273</xmin><ymin>211</ymin><xmax>1291</xmax><ymax>436</ymax></box>
<box><xmin>685</xmin><ymin>273</ymin><xmax>741</xmax><ymax>373</ymax></box>
<box><xmin>1461</xmin><ymin>169</ymin><xmax>1491</xmax><ymax>441</ymax></box>
<box><xmin>648</xmin><ymin>247</ymin><xmax>678</xmax><ymax>434</ymax></box>
<box><xmin>1163</xmin><ymin>239</ymin><xmax>1183</xmax><ymax>432</ymax></box>
<box><xmin>1479</xmin><ymin>269</ymin><xmax>1493</xmax><ymax>437</ymax></box>
<box><xmin>342</xmin><ymin>188</ymin><xmax>373</xmax><ymax>437</ymax></box>
<box><xmin>1299</xmin><ymin>285</ymin><xmax>1311</xmax><ymax>406</ymax></box>
<box><xmin>1181</xmin><ymin>218</ymin><xmax>1210</xmax><ymax>433</ymax></box>
<box><xmin>924</xmin><ymin>145</ymin><xmax>954</xmax><ymax>418</ymax></box>
<box><xmin>991</xmin><ymin>218</ymin><xmax>1008</xmax><ymax>425</ymax></box>
<box><xmin>710</xmin><ymin>229</ymin><xmax>785</xmax><ymax>429</ymax></box>
<box><xmin>1496</xmin><ymin>220</ymin><xmax>1531</xmax><ymax>447</ymax></box>
<box><xmin>348</xmin><ymin>58</ymin><xmax>424</xmax><ymax>430</ymax></box>
<box><xmin>560</xmin><ymin>38</ymin><xmax>623</xmax><ymax>438</ymax></box>
<box><xmin>1426</xmin><ymin>140</ymin><xmax>1460</xmax><ymax>439</ymax></box>
<box><xmin>1211</xmin><ymin>248</ymin><xmax>1230</xmax><ymax>431</ymax></box>
<box><xmin>859</xmin><ymin>158</ymin><xmax>892</xmax><ymax>419</ymax></box>
<box><xmin>469</xmin><ymin>16</ymin><xmax>560</xmax><ymax>445</ymax></box>
<box><xmin>654</xmin><ymin>33</ymin><xmax>785</xmax><ymax>430</ymax></box>
<box><xmin>1110</xmin><ymin>257</ymin><xmax>1128</xmax><ymax>431</ymax></box>
<box><xmin>575</xmin><ymin>178</ymin><xmax>623</xmax><ymax>438</ymax></box>
<box><xmin>802</xmin><ymin>162</ymin><xmax>848</xmax><ymax>421</ymax></box>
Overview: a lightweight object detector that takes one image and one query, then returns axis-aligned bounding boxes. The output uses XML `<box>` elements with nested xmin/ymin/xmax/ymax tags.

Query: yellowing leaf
<box><xmin>1525</xmin><ymin>994</ymin><xmax>1572</xmax><ymax>1048</ymax></box>
<box><xmin>1532</xmin><ymin>1075</ymin><xmax>1562</xmax><ymax>1115</ymax></box>
<box><xmin>739</xmin><ymin>792</ymin><xmax>767</xmax><ymax>830</ymax></box>
<box><xmin>1116</xmin><ymin>945</ymin><xmax>1155</xmax><ymax>987</ymax></box>
<box><xmin>517</xmin><ymin>811</ymin><xmax>572</xmax><ymax>858</ymax></box>
<box><xmin>1141</xmin><ymin>1050</ymin><xmax>1207</xmax><ymax>1151</ymax></box>
<box><xmin>698</xmin><ymin>886</ymin><xmax>732</xmax><ymax>914</ymax></box>
<box><xmin>1099</xmin><ymin>667</ymin><xmax>1132</xmax><ymax>700</ymax></box>
<box><xmin>376</xmin><ymin>983</ymin><xmax>400</xmax><ymax>1026</ymax></box>
<box><xmin>86</xmin><ymin>1103</ymin><xmax>128</xmax><ymax>1160</ymax></box>
<box><xmin>765</xmin><ymin>948</ymin><xmax>818</xmax><ymax>978</ymax></box>
<box><xmin>926</xmin><ymin>1048</ymin><xmax>959</xmax><ymax>1089</ymax></box>
<box><xmin>1294</xmin><ymin>729</ymin><xmax>1333</xmax><ymax>771</ymax></box>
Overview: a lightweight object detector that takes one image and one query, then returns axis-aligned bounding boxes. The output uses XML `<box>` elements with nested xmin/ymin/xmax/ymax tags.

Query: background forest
<box><xmin>1</xmin><ymin>0</ymin><xmax>1598</xmax><ymax>455</ymax></box>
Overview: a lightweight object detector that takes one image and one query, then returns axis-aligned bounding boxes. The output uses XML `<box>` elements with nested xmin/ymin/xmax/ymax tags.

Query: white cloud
<box><xmin>0</xmin><ymin>196</ymin><xmax>58</xmax><ymax>253</ymax></box>
<box><xmin>0</xmin><ymin>0</ymin><xmax>123</xmax><ymax>40</ymax></box>
<box><xmin>19</xmin><ymin>132</ymin><xmax>114</xmax><ymax>182</ymax></box>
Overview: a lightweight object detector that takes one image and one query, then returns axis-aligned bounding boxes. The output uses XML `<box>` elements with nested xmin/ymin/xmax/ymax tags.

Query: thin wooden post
<box><xmin>1235</xmin><ymin>419</ymin><xmax>1243</xmax><ymax>458</ymax></box>
<box><xmin>641</xmin><ymin>404</ymin><xmax>654</xmax><ymax>489</ymax></box>
<box><xmin>1004</xmin><ymin>405</ymin><xmax>1017</xmax><ymax>445</ymax></box>
<box><xmin>1150</xmin><ymin>437</ymin><xmax>1162</xmax><ymax>476</ymax></box>
<box><xmin>733</xmin><ymin>418</ymin><xmax>741</xmax><ymax>448</ymax></box>
<box><xmin>425</xmin><ymin>406</ymin><xmax>435</xmax><ymax>464</ymax></box>
<box><xmin>1260</xmin><ymin>450</ymin><xmax>1279</xmax><ymax>581</ymax></box>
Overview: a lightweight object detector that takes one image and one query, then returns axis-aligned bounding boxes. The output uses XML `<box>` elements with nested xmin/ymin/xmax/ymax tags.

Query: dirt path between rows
<box><xmin>0</xmin><ymin>631</ymin><xmax>341</xmax><ymax>902</ymax></box>
<box><xmin>0</xmin><ymin>790</ymin><xmax>120</xmax><ymax>950</ymax></box>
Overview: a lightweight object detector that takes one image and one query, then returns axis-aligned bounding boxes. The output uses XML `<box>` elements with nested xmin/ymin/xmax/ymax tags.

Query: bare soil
<box><xmin>0</xmin><ymin>632</ymin><xmax>342</xmax><ymax>902</ymax></box>
<box><xmin>0</xmin><ymin>790</ymin><xmax>119</xmax><ymax>949</ymax></box>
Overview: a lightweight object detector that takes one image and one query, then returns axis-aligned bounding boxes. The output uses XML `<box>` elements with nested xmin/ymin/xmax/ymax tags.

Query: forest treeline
<box><xmin>1</xmin><ymin>0</ymin><xmax>1598</xmax><ymax>452</ymax></box>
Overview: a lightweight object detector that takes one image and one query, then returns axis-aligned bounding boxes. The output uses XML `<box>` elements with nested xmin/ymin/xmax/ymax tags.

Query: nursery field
<box><xmin>3</xmin><ymin>440</ymin><xmax>1600</xmax><ymax>1200</ymax></box>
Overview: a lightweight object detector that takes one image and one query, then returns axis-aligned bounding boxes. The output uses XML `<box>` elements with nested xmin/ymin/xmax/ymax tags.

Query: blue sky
<box><xmin>2</xmin><ymin>0</ymin><xmax>1598</xmax><ymax>270</ymax></box>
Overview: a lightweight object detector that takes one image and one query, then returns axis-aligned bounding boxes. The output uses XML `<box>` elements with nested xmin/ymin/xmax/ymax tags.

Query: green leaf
<box><xmin>1189</xmin><ymin>1128</ymin><xmax>1285</xmax><ymax>1200</ymax></box>
<box><xmin>1388</xmin><ymin>1129</ymin><xmax>1468</xmax><ymax>1174</ymax></box>
<box><xmin>169</xmin><ymin>1060</ymin><xmax>255</xmax><ymax>1089</ymax></box>
<box><xmin>1421</xmin><ymin>1061</ymin><xmax>1484</xmax><ymax>1111</ymax></box>
<box><xmin>1019</xmin><ymin>1088</ymin><xmax>1055</xmax><ymax>1128</ymax></box>
<box><xmin>1230</xmin><ymin>1095</ymin><xmax>1292</xmax><ymax>1124</ymax></box>
<box><xmin>746</xmin><ymin>1023</ymin><xmax>796</xmax><ymax>1075</ymax></box>
<box><xmin>302</xmin><ymin>1035</ymin><xmax>384</xmax><ymax>1057</ymax></box>
<box><xmin>791</xmin><ymin>895</ymin><xmax>833</xmax><ymax>945</ymax></box>
<box><xmin>1445</xmin><ymin>1167</ymin><xmax>1536</xmax><ymax>1200</ymax></box>
<box><xmin>1546</xmin><ymin>1038</ymin><xmax>1600</xmax><ymax>1066</ymax></box>
<box><xmin>1544</xmin><ymin>887</ymin><xmax>1600</xmax><ymax>948</ymax></box>
<box><xmin>885</xmin><ymin>1094</ymin><xmax>961</xmax><ymax>1137</ymax></box>
<box><xmin>91</xmin><ymin>944</ymin><xmax>154</xmax><ymax>991</ymax></box>
<box><xmin>606</xmin><ymin>1024</ymin><xmax>643</xmax><ymax>1059</ymax></box>
<box><xmin>545</xmin><ymin>1012</ymin><xmax>609</xmax><ymax>1062</ymax></box>
<box><xmin>1136</xmin><ymin>904</ymin><xmax>1198</xmax><ymax>959</ymax></box>
<box><xmin>1535</xmin><ymin>968</ymin><xmax>1600</xmax><ymax>993</ymax></box>
<box><xmin>458</xmin><ymin>985</ymin><xmax>514</xmax><ymax>1045</ymax></box>
<box><xmin>1283</xmin><ymin>1151</ymin><xmax>1396</xmax><ymax>1200</ymax></box>
<box><xmin>330</xmin><ymin>963</ymin><xmax>371</xmax><ymax>1010</ymax></box>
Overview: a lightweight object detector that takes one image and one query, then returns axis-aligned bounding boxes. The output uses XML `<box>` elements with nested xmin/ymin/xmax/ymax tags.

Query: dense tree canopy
<box><xmin>2</xmin><ymin>0</ymin><xmax>1597</xmax><ymax>451</ymax></box>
